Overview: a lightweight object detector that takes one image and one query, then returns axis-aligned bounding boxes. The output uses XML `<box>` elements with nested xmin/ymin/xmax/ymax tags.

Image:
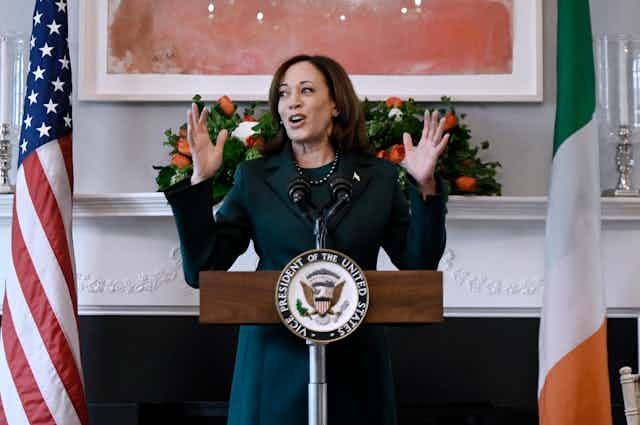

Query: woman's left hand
<box><xmin>402</xmin><ymin>109</ymin><xmax>451</xmax><ymax>196</ymax></box>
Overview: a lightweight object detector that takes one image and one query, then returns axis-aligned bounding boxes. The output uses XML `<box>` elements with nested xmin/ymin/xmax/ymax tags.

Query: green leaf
<box><xmin>192</xmin><ymin>94</ymin><xmax>205</xmax><ymax>113</ymax></box>
<box><xmin>253</xmin><ymin>111</ymin><xmax>278</xmax><ymax>141</ymax></box>
<box><xmin>296</xmin><ymin>299</ymin><xmax>309</xmax><ymax>316</ymax></box>
<box><xmin>245</xmin><ymin>147</ymin><xmax>263</xmax><ymax>161</ymax></box>
<box><xmin>169</xmin><ymin>166</ymin><xmax>192</xmax><ymax>186</ymax></box>
<box><xmin>155</xmin><ymin>166</ymin><xmax>176</xmax><ymax>191</ymax></box>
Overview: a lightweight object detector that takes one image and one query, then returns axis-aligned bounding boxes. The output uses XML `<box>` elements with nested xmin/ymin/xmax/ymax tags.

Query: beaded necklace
<box><xmin>294</xmin><ymin>150</ymin><xmax>340</xmax><ymax>185</ymax></box>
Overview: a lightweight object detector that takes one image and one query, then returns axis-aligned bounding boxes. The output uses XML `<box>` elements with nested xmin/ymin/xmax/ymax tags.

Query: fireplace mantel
<box><xmin>1</xmin><ymin>193</ymin><xmax>639</xmax><ymax>220</ymax></box>
<box><xmin>1</xmin><ymin>193</ymin><xmax>639</xmax><ymax>318</ymax></box>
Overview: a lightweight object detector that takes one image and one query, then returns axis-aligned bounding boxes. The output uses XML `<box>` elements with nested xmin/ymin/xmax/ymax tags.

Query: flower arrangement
<box><xmin>154</xmin><ymin>95</ymin><xmax>277</xmax><ymax>203</ymax></box>
<box><xmin>154</xmin><ymin>95</ymin><xmax>501</xmax><ymax>202</ymax></box>
<box><xmin>364</xmin><ymin>96</ymin><xmax>502</xmax><ymax>195</ymax></box>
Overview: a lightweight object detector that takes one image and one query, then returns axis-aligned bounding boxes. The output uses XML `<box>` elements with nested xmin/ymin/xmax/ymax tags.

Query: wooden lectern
<box><xmin>199</xmin><ymin>269</ymin><xmax>442</xmax><ymax>425</ymax></box>
<box><xmin>199</xmin><ymin>270</ymin><xmax>443</xmax><ymax>325</ymax></box>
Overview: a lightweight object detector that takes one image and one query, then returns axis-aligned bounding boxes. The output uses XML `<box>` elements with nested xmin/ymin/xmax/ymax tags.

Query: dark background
<box><xmin>21</xmin><ymin>316</ymin><xmax>631</xmax><ymax>425</ymax></box>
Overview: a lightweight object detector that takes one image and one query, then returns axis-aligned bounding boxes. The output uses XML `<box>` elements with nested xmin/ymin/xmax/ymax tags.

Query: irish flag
<box><xmin>538</xmin><ymin>0</ymin><xmax>612</xmax><ymax>424</ymax></box>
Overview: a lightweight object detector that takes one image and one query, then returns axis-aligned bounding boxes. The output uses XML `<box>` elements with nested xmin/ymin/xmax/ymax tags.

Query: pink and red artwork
<box><xmin>107</xmin><ymin>0</ymin><xmax>513</xmax><ymax>76</ymax></box>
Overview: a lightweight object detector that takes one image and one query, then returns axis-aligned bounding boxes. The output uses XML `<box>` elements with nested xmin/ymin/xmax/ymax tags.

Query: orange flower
<box><xmin>253</xmin><ymin>139</ymin><xmax>265</xmax><ymax>150</ymax></box>
<box><xmin>442</xmin><ymin>112</ymin><xmax>458</xmax><ymax>132</ymax></box>
<box><xmin>217</xmin><ymin>95</ymin><xmax>236</xmax><ymax>117</ymax></box>
<box><xmin>388</xmin><ymin>144</ymin><xmax>405</xmax><ymax>164</ymax></box>
<box><xmin>246</xmin><ymin>135</ymin><xmax>264</xmax><ymax>148</ymax></box>
<box><xmin>176</xmin><ymin>138</ymin><xmax>191</xmax><ymax>156</ymax></box>
<box><xmin>171</xmin><ymin>153</ymin><xmax>192</xmax><ymax>168</ymax></box>
<box><xmin>385</xmin><ymin>96</ymin><xmax>403</xmax><ymax>108</ymax></box>
<box><xmin>455</xmin><ymin>176</ymin><xmax>477</xmax><ymax>193</ymax></box>
<box><xmin>376</xmin><ymin>149</ymin><xmax>388</xmax><ymax>159</ymax></box>
<box><xmin>243</xmin><ymin>115</ymin><xmax>256</xmax><ymax>122</ymax></box>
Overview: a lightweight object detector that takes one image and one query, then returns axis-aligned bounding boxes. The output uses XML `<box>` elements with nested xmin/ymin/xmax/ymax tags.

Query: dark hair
<box><xmin>261</xmin><ymin>54</ymin><xmax>371</xmax><ymax>156</ymax></box>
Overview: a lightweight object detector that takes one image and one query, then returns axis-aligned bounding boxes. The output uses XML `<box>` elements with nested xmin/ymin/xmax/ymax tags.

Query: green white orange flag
<box><xmin>538</xmin><ymin>0</ymin><xmax>612</xmax><ymax>424</ymax></box>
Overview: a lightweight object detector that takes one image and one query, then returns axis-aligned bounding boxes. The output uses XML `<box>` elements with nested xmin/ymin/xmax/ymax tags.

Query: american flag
<box><xmin>0</xmin><ymin>1</ymin><xmax>89</xmax><ymax>425</ymax></box>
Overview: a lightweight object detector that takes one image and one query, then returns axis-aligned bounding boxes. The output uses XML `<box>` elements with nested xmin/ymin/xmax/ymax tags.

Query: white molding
<box><xmin>77</xmin><ymin>247</ymin><xmax>182</xmax><ymax>295</ymax></box>
<box><xmin>77</xmin><ymin>305</ymin><xmax>198</xmax><ymax>316</ymax></box>
<box><xmin>448</xmin><ymin>196</ymin><xmax>548</xmax><ymax>220</ymax></box>
<box><xmin>446</xmin><ymin>196</ymin><xmax>640</xmax><ymax>221</ymax></box>
<box><xmin>0</xmin><ymin>192</ymin><xmax>173</xmax><ymax>219</ymax></box>
<box><xmin>72</xmin><ymin>193</ymin><xmax>173</xmax><ymax>217</ymax></box>
<box><xmin>441</xmin><ymin>249</ymin><xmax>544</xmax><ymax>297</ymax></box>
<box><xmin>445</xmin><ymin>307</ymin><xmax>640</xmax><ymax>319</ymax></box>
<box><xmin>1</xmin><ymin>193</ymin><xmax>640</xmax><ymax>221</ymax></box>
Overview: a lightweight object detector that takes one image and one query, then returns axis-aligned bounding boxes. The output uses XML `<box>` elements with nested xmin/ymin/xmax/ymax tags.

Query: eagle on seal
<box><xmin>300</xmin><ymin>268</ymin><xmax>344</xmax><ymax>317</ymax></box>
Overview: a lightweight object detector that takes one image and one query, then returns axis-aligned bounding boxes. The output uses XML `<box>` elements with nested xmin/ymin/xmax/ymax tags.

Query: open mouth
<box><xmin>288</xmin><ymin>114</ymin><xmax>306</xmax><ymax>127</ymax></box>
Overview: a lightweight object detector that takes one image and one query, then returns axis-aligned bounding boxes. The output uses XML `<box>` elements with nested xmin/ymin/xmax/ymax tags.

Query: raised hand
<box><xmin>187</xmin><ymin>102</ymin><xmax>228</xmax><ymax>185</ymax></box>
<box><xmin>402</xmin><ymin>109</ymin><xmax>450</xmax><ymax>196</ymax></box>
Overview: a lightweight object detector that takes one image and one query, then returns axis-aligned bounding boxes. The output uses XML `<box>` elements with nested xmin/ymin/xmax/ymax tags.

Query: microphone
<box><xmin>288</xmin><ymin>177</ymin><xmax>317</xmax><ymax>223</ymax></box>
<box><xmin>325</xmin><ymin>176</ymin><xmax>352</xmax><ymax>224</ymax></box>
<box><xmin>329</xmin><ymin>176</ymin><xmax>352</xmax><ymax>203</ymax></box>
<box><xmin>288</xmin><ymin>177</ymin><xmax>311</xmax><ymax>205</ymax></box>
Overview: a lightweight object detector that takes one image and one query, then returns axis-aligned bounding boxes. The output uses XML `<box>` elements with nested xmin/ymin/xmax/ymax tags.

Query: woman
<box><xmin>165</xmin><ymin>54</ymin><xmax>449</xmax><ymax>425</ymax></box>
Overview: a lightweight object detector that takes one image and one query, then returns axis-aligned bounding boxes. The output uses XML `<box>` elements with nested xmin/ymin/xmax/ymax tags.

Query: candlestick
<box><xmin>0</xmin><ymin>123</ymin><xmax>13</xmax><ymax>193</ymax></box>
<box><xmin>602</xmin><ymin>125</ymin><xmax>640</xmax><ymax>196</ymax></box>
<box><xmin>618</xmin><ymin>38</ymin><xmax>630</xmax><ymax>126</ymax></box>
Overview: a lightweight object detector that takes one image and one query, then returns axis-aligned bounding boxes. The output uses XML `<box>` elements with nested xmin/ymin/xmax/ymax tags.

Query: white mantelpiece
<box><xmin>2</xmin><ymin>193</ymin><xmax>639</xmax><ymax>220</ymax></box>
<box><xmin>0</xmin><ymin>193</ymin><xmax>639</xmax><ymax>318</ymax></box>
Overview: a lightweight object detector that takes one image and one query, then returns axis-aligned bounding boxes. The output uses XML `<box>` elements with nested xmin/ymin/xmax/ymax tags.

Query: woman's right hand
<box><xmin>187</xmin><ymin>102</ymin><xmax>228</xmax><ymax>185</ymax></box>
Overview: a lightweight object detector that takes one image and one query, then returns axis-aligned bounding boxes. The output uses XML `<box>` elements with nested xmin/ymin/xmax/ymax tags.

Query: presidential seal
<box><xmin>275</xmin><ymin>249</ymin><xmax>369</xmax><ymax>343</ymax></box>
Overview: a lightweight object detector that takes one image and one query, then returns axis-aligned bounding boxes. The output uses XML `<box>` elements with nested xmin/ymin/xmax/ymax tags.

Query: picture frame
<box><xmin>78</xmin><ymin>0</ymin><xmax>543</xmax><ymax>102</ymax></box>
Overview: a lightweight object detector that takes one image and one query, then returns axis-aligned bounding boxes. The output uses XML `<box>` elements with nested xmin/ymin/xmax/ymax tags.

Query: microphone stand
<box><xmin>289</xmin><ymin>176</ymin><xmax>352</xmax><ymax>425</ymax></box>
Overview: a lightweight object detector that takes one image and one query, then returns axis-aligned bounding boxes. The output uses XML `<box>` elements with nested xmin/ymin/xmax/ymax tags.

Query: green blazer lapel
<box><xmin>263</xmin><ymin>145</ymin><xmax>314</xmax><ymax>229</ymax></box>
<box><xmin>327</xmin><ymin>152</ymin><xmax>374</xmax><ymax>230</ymax></box>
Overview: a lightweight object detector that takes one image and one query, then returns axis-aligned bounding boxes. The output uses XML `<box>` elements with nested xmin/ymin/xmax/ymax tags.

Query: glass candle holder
<box><xmin>0</xmin><ymin>33</ymin><xmax>27</xmax><ymax>193</ymax></box>
<box><xmin>596</xmin><ymin>34</ymin><xmax>640</xmax><ymax>196</ymax></box>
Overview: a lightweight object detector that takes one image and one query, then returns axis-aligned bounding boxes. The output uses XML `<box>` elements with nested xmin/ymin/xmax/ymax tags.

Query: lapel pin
<box><xmin>353</xmin><ymin>171</ymin><xmax>360</xmax><ymax>182</ymax></box>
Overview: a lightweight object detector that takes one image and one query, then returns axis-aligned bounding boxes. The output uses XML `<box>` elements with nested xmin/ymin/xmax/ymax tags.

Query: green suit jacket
<box><xmin>165</xmin><ymin>144</ymin><xmax>447</xmax><ymax>425</ymax></box>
